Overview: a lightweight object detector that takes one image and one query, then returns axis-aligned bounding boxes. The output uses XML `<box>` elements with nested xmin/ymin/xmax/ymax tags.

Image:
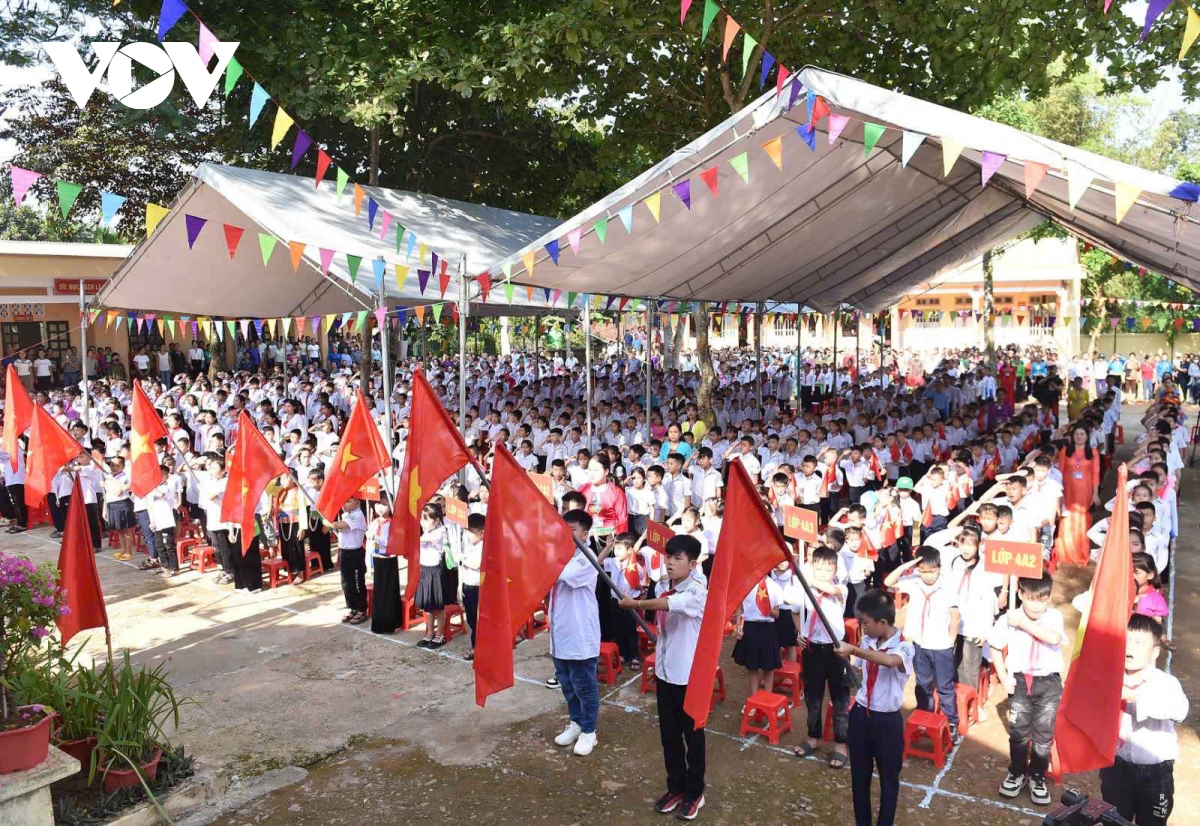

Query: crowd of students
<box><xmin>0</xmin><ymin>338</ymin><xmax>1190</xmax><ymax>825</ymax></box>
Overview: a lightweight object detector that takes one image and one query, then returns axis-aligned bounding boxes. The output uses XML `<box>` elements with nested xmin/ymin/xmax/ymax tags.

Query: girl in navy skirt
<box><xmin>732</xmin><ymin>574</ymin><xmax>783</xmax><ymax>697</ymax></box>
<box><xmin>414</xmin><ymin>502</ymin><xmax>449</xmax><ymax>648</ymax></box>
<box><xmin>770</xmin><ymin>559</ymin><xmax>801</xmax><ymax>664</ymax></box>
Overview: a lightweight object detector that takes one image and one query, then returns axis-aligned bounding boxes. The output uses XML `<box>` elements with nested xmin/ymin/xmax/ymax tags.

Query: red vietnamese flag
<box><xmin>25</xmin><ymin>405</ymin><xmax>82</xmax><ymax>508</ymax></box>
<box><xmin>130</xmin><ymin>382</ymin><xmax>169</xmax><ymax>497</ymax></box>
<box><xmin>3</xmin><ymin>364</ymin><xmax>33</xmax><ymax>471</ymax></box>
<box><xmin>56</xmin><ymin>476</ymin><xmax>108</xmax><ymax>645</ymax></box>
<box><xmin>1052</xmin><ymin>463</ymin><xmax>1136</xmax><ymax>775</ymax></box>
<box><xmin>474</xmin><ymin>444</ymin><xmax>575</xmax><ymax>706</ymax></box>
<box><xmin>221</xmin><ymin>411</ymin><xmax>289</xmax><ymax>554</ymax></box>
<box><xmin>684</xmin><ymin>458</ymin><xmax>788</xmax><ymax>728</ymax></box>
<box><xmin>315</xmin><ymin>389</ymin><xmax>389</xmax><ymax>520</ymax></box>
<box><xmin>386</xmin><ymin>369</ymin><xmax>472</xmax><ymax>600</ymax></box>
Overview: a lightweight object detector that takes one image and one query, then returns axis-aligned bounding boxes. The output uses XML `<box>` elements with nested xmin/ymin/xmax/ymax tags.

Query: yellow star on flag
<box><xmin>131</xmin><ymin>429</ymin><xmax>153</xmax><ymax>458</ymax></box>
<box><xmin>339</xmin><ymin>440</ymin><xmax>361</xmax><ymax>474</ymax></box>
<box><xmin>408</xmin><ymin>466</ymin><xmax>422</xmax><ymax>517</ymax></box>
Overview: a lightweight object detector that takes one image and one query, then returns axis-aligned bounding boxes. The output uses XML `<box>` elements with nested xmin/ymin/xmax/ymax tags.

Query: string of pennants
<box><xmin>1117</xmin><ymin>0</ymin><xmax>1200</xmax><ymax>60</ymax></box>
<box><xmin>898</xmin><ymin>309</ymin><xmax>1072</xmax><ymax>328</ymax></box>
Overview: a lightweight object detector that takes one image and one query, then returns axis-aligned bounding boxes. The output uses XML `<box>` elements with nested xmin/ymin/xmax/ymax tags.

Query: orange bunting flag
<box><xmin>289</xmin><ymin>241</ymin><xmax>306</xmax><ymax>272</ymax></box>
<box><xmin>385</xmin><ymin>369</ymin><xmax>473</xmax><ymax>601</ymax></box>
<box><xmin>722</xmin><ymin>16</ymin><xmax>740</xmax><ymax>60</ymax></box>
<box><xmin>474</xmin><ymin>444</ymin><xmax>576</xmax><ymax>706</ymax></box>
<box><xmin>315</xmin><ymin>390</ymin><xmax>389</xmax><ymax>520</ymax></box>
<box><xmin>762</xmin><ymin>135</ymin><xmax>783</xmax><ymax>170</ymax></box>
<box><xmin>1024</xmin><ymin>161</ymin><xmax>1049</xmax><ymax>198</ymax></box>
<box><xmin>129</xmin><ymin>381</ymin><xmax>169</xmax><ymax>497</ymax></box>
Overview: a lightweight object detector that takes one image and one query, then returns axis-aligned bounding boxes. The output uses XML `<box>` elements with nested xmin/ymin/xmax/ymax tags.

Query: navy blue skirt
<box><xmin>733</xmin><ymin>620</ymin><xmax>783</xmax><ymax>671</ymax></box>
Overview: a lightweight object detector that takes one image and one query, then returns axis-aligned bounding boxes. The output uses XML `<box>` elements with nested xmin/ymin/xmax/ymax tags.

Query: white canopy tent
<box><xmin>96</xmin><ymin>164</ymin><xmax>565</xmax><ymax>317</ymax></box>
<box><xmin>487</xmin><ymin>66</ymin><xmax>1200</xmax><ymax>313</ymax></box>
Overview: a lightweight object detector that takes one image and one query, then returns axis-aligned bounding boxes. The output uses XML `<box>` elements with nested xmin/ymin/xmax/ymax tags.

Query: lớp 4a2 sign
<box><xmin>41</xmin><ymin>41</ymin><xmax>240</xmax><ymax>111</ymax></box>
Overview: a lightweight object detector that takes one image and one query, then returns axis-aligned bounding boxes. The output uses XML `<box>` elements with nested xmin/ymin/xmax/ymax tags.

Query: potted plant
<box><xmin>0</xmin><ymin>553</ymin><xmax>67</xmax><ymax>774</ymax></box>
<box><xmin>9</xmin><ymin>643</ymin><xmax>107</xmax><ymax>770</ymax></box>
<box><xmin>91</xmin><ymin>653</ymin><xmax>186</xmax><ymax>794</ymax></box>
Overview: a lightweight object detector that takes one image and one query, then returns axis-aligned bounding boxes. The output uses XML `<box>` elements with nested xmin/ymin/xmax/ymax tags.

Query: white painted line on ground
<box><xmin>919</xmin><ymin>735</ymin><xmax>961</xmax><ymax>808</ymax></box>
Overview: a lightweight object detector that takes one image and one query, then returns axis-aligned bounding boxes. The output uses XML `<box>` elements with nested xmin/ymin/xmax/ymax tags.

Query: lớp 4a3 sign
<box><xmin>42</xmin><ymin>41</ymin><xmax>240</xmax><ymax>111</ymax></box>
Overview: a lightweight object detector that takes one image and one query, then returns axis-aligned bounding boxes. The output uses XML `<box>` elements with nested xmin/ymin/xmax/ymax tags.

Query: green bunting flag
<box><xmin>224</xmin><ymin>57</ymin><xmax>243</xmax><ymax>96</ymax></box>
<box><xmin>56</xmin><ymin>180</ymin><xmax>82</xmax><ymax>219</ymax></box>
<box><xmin>258</xmin><ymin>233</ymin><xmax>278</xmax><ymax>265</ymax></box>
<box><xmin>167</xmin><ymin>319</ymin><xmax>176</xmax><ymax>337</ymax></box>
<box><xmin>432</xmin><ymin>303</ymin><xmax>444</xmax><ymax>323</ymax></box>
<box><xmin>863</xmin><ymin>122</ymin><xmax>886</xmax><ymax>156</ymax></box>
<box><xmin>568</xmin><ymin>291</ymin><xmax>578</xmax><ymax>308</ymax></box>
<box><xmin>395</xmin><ymin>225</ymin><xmax>405</xmax><ymax>254</ymax></box>
<box><xmin>593</xmin><ymin>216</ymin><xmax>608</xmax><ymax>245</ymax></box>
<box><xmin>701</xmin><ymin>0</ymin><xmax>719</xmax><ymax>40</ymax></box>
<box><xmin>347</xmin><ymin>254</ymin><xmax>362</xmax><ymax>283</ymax></box>
<box><xmin>742</xmin><ymin>33</ymin><xmax>758</xmax><ymax>76</ymax></box>
<box><xmin>356</xmin><ymin>310</ymin><xmax>368</xmax><ymax>330</ymax></box>
<box><xmin>336</xmin><ymin>168</ymin><xmax>349</xmax><ymax>201</ymax></box>
<box><xmin>226</xmin><ymin>320</ymin><xmax>236</xmax><ymax>338</ymax></box>
<box><xmin>503</xmin><ymin>279</ymin><xmax>515</xmax><ymax>304</ymax></box>
<box><xmin>730</xmin><ymin>151</ymin><xmax>750</xmax><ymax>183</ymax></box>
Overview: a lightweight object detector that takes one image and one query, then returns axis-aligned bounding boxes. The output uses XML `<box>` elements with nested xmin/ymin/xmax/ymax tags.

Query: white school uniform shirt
<box><xmin>788</xmin><ymin>576</ymin><xmax>846</xmax><ymax>644</ymax></box>
<box><xmin>689</xmin><ymin>466</ymin><xmax>723</xmax><ymax>506</ymax></box>
<box><xmin>549</xmin><ymin>548</ymin><xmax>601</xmax><ymax>660</ymax></box>
<box><xmin>1</xmin><ymin>448</ymin><xmax>26</xmax><ymax>486</ymax></box>
<box><xmin>78</xmin><ymin>465</ymin><xmax>103</xmax><ymax>504</ymax></box>
<box><xmin>147</xmin><ymin>482</ymin><xmax>178</xmax><ymax>531</ymax></box>
<box><xmin>946</xmin><ymin>557</ymin><xmax>1003</xmax><ymax>639</ymax></box>
<box><xmin>838</xmin><ymin>457</ymin><xmax>871</xmax><ymax>488</ymax></box>
<box><xmin>335</xmin><ymin>508</ymin><xmax>367</xmax><ymax>549</ymax></box>
<box><xmin>458</xmin><ymin>534</ymin><xmax>483</xmax><ymax>587</ymax></box>
<box><xmin>602</xmin><ymin>556</ymin><xmax>644</xmax><ymax>599</ymax></box>
<box><xmin>663</xmin><ymin>472</ymin><xmax>690</xmax><ymax>517</ymax></box>
<box><xmin>987</xmin><ymin>608</ymin><xmax>1065</xmax><ymax>676</ymax></box>
<box><xmin>654</xmin><ymin>576</ymin><xmax>707</xmax><ymax>685</ymax></box>
<box><xmin>795</xmin><ymin>472</ymin><xmax>822</xmax><ymax>505</ymax></box>
<box><xmin>853</xmin><ymin>632</ymin><xmax>916</xmax><ymax>713</ymax></box>
<box><xmin>740</xmin><ymin>576</ymin><xmax>782</xmax><ymax>622</ymax></box>
<box><xmin>896</xmin><ymin>576</ymin><xmax>958</xmax><ymax>650</ymax></box>
<box><xmin>1115</xmin><ymin>668</ymin><xmax>1189</xmax><ymax>765</ymax></box>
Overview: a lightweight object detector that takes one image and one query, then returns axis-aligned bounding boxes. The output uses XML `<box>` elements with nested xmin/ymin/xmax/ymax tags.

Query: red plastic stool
<box><xmin>108</xmin><ymin>530</ymin><xmax>120</xmax><ymax>548</ymax></box>
<box><xmin>640</xmin><ymin>653</ymin><xmax>657</xmax><ymax>694</ymax></box>
<box><xmin>822</xmin><ymin>698</ymin><xmax>855</xmax><ymax>741</ymax></box>
<box><xmin>192</xmin><ymin>545</ymin><xmax>216</xmax><ymax>573</ymax></box>
<box><xmin>176</xmin><ymin>537</ymin><xmax>201</xmax><ymax>562</ymax></box>
<box><xmin>400</xmin><ymin>595</ymin><xmax>422</xmax><ymax>631</ymax></box>
<box><xmin>977</xmin><ymin>662</ymin><xmax>994</xmax><ymax>707</ymax></box>
<box><xmin>366</xmin><ymin>584</ymin><xmax>374</xmax><ymax>618</ymax></box>
<box><xmin>739</xmin><ymin>690</ymin><xmax>792</xmax><ymax>744</ymax></box>
<box><xmin>712</xmin><ymin>666</ymin><xmax>726</xmax><ymax>703</ymax></box>
<box><xmin>304</xmin><ymin>550</ymin><xmax>325</xmax><ymax>578</ymax></box>
<box><xmin>903</xmin><ymin>710</ymin><xmax>952</xmax><ymax>768</ymax></box>
<box><xmin>637</xmin><ymin>625</ymin><xmax>655</xmax><ymax>659</ymax></box>
<box><xmin>426</xmin><ymin>603</ymin><xmax>464</xmax><ymax>642</ymax></box>
<box><xmin>596</xmin><ymin>641</ymin><xmax>623</xmax><ymax>685</ymax></box>
<box><xmin>843</xmin><ymin>618</ymin><xmax>861</xmax><ymax>645</ymax></box>
<box><xmin>773</xmin><ymin>661</ymin><xmax>803</xmax><ymax>707</ymax></box>
<box><xmin>261</xmin><ymin>557</ymin><xmax>290</xmax><ymax>589</ymax></box>
<box><xmin>27</xmin><ymin>502</ymin><xmax>51</xmax><ymax>529</ymax></box>
<box><xmin>955</xmin><ymin>684</ymin><xmax>979</xmax><ymax>736</ymax></box>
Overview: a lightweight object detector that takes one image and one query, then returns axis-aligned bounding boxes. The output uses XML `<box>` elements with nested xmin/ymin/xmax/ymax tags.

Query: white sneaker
<box><xmin>554</xmin><ymin>722</ymin><xmax>582</xmax><ymax>746</ymax></box>
<box><xmin>573</xmin><ymin>731</ymin><xmax>597</xmax><ymax>756</ymax></box>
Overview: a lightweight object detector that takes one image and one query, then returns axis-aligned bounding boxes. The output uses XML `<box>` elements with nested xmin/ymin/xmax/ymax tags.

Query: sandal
<box><xmin>348</xmin><ymin>612</ymin><xmax>368</xmax><ymax>625</ymax></box>
<box><xmin>829</xmin><ymin>750</ymin><xmax>848</xmax><ymax>769</ymax></box>
<box><xmin>341</xmin><ymin>612</ymin><xmax>356</xmax><ymax>623</ymax></box>
<box><xmin>429</xmin><ymin>635</ymin><xmax>446</xmax><ymax>648</ymax></box>
<box><xmin>793</xmin><ymin>742</ymin><xmax>819</xmax><ymax>759</ymax></box>
<box><xmin>138</xmin><ymin>560</ymin><xmax>160</xmax><ymax>571</ymax></box>
<box><xmin>417</xmin><ymin>636</ymin><xmax>434</xmax><ymax>648</ymax></box>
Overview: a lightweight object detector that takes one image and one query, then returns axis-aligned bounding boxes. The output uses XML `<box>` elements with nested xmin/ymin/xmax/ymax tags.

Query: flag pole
<box><xmin>377</xmin><ymin>265</ymin><xmax>397</xmax><ymax>500</ymax></box>
<box><xmin>104</xmin><ymin>625</ymin><xmax>114</xmax><ymax>666</ymax></box>
<box><xmin>468</xmin><ymin>457</ymin><xmax>656</xmax><ymax>642</ymax></box>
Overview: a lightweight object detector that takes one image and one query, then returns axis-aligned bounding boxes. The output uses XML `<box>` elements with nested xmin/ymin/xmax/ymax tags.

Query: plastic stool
<box><xmin>822</xmin><ymin>698</ymin><xmax>855</xmax><ymax>741</ymax></box>
<box><xmin>108</xmin><ymin>530</ymin><xmax>120</xmax><ymax>548</ymax></box>
<box><xmin>640</xmin><ymin>653</ymin><xmax>657</xmax><ymax>694</ymax></box>
<box><xmin>366</xmin><ymin>584</ymin><xmax>374</xmax><ymax>618</ymax></box>
<box><xmin>739</xmin><ymin>690</ymin><xmax>792</xmax><ymax>744</ymax></box>
<box><xmin>400</xmin><ymin>595</ymin><xmax>422</xmax><ymax>631</ymax></box>
<box><xmin>903</xmin><ymin>710</ymin><xmax>952</xmax><ymax>768</ymax></box>
<box><xmin>955</xmin><ymin>684</ymin><xmax>979</xmax><ymax>735</ymax></box>
<box><xmin>596</xmin><ymin>641</ymin><xmax>623</xmax><ymax>685</ymax></box>
<box><xmin>192</xmin><ymin>545</ymin><xmax>216</xmax><ymax>573</ymax></box>
<box><xmin>637</xmin><ymin>625</ymin><xmax>655</xmax><ymax>659</ymax></box>
<box><xmin>426</xmin><ymin>603</ymin><xmax>464</xmax><ymax>642</ymax></box>
<box><xmin>261</xmin><ymin>557</ymin><xmax>290</xmax><ymax>589</ymax></box>
<box><xmin>773</xmin><ymin>661</ymin><xmax>802</xmax><ymax>707</ymax></box>
<box><xmin>304</xmin><ymin>550</ymin><xmax>325</xmax><ymax>577</ymax></box>
<box><xmin>843</xmin><ymin>618</ymin><xmax>861</xmax><ymax>645</ymax></box>
<box><xmin>712</xmin><ymin>666</ymin><xmax>726</xmax><ymax>703</ymax></box>
<box><xmin>176</xmin><ymin>537</ymin><xmax>201</xmax><ymax>561</ymax></box>
<box><xmin>28</xmin><ymin>502</ymin><xmax>51</xmax><ymax>529</ymax></box>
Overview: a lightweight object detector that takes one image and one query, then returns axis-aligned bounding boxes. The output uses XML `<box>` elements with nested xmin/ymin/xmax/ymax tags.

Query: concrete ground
<box><xmin>11</xmin><ymin>402</ymin><xmax>1200</xmax><ymax>825</ymax></box>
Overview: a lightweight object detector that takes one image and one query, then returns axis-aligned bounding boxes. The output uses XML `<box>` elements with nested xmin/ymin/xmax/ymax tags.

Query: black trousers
<box><xmin>278</xmin><ymin>520</ymin><xmax>304</xmax><ymax>576</ymax></box>
<box><xmin>232</xmin><ymin>536</ymin><xmax>263</xmax><ymax>591</ymax></box>
<box><xmin>49</xmin><ymin>493</ymin><xmax>68</xmax><ymax>532</ymax></box>
<box><xmin>371</xmin><ymin>554</ymin><xmax>401</xmax><ymax>634</ymax></box>
<box><xmin>209</xmin><ymin>529</ymin><xmax>234</xmax><ymax>572</ymax></box>
<box><xmin>848</xmin><ymin>704</ymin><xmax>904</xmax><ymax>826</ymax></box>
<box><xmin>340</xmin><ymin>546</ymin><xmax>367</xmax><ymax>611</ymax></box>
<box><xmin>610</xmin><ymin>600</ymin><xmax>639</xmax><ymax>663</ymax></box>
<box><xmin>154</xmin><ymin>527</ymin><xmax>178</xmax><ymax>571</ymax></box>
<box><xmin>802</xmin><ymin>642</ymin><xmax>850</xmax><ymax>742</ymax></box>
<box><xmin>85</xmin><ymin>501</ymin><xmax>102</xmax><ymax>550</ymax></box>
<box><xmin>1006</xmin><ymin>672</ymin><xmax>1062</xmax><ymax>780</ymax></box>
<box><xmin>847</xmin><ymin>485</ymin><xmax>865</xmax><ymax>505</ymax></box>
<box><xmin>307</xmin><ymin>511</ymin><xmax>334</xmax><ymax>571</ymax></box>
<box><xmin>462</xmin><ymin>583</ymin><xmax>480</xmax><ymax>647</ymax></box>
<box><xmin>4</xmin><ymin>484</ymin><xmax>27</xmax><ymax>528</ymax></box>
<box><xmin>1100</xmin><ymin>757</ymin><xmax>1174</xmax><ymax>826</ymax></box>
<box><xmin>656</xmin><ymin>679</ymin><xmax>705</xmax><ymax>800</ymax></box>
<box><xmin>953</xmin><ymin>634</ymin><xmax>984</xmax><ymax>687</ymax></box>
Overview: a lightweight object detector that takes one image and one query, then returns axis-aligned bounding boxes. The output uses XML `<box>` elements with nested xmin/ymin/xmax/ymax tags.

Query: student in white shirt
<box><xmin>550</xmin><ymin>510</ymin><xmax>602</xmax><ymax>757</ymax></box>
<box><xmin>328</xmin><ymin>496</ymin><xmax>369</xmax><ymax>624</ymax></box>
<box><xmin>989</xmin><ymin>574</ymin><xmax>1064</xmax><ymax>806</ymax></box>
<box><xmin>945</xmin><ymin>529</ymin><xmax>1003</xmax><ymax>713</ymax></box>
<box><xmin>459</xmin><ymin>513</ymin><xmax>485</xmax><ymax>656</ymax></box>
<box><xmin>617</xmin><ymin>534</ymin><xmax>708</xmax><ymax>817</ymax></box>
<box><xmin>791</xmin><ymin>546</ymin><xmax>850</xmax><ymax>764</ymax></box>
<box><xmin>1100</xmin><ymin>613</ymin><xmax>1188</xmax><ymax>825</ymax></box>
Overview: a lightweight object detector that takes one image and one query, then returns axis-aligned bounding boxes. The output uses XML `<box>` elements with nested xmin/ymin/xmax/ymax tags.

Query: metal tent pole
<box><xmin>458</xmin><ymin>255</ymin><xmax>468</xmax><ymax>436</ymax></box>
<box><xmin>584</xmin><ymin>302</ymin><xmax>593</xmax><ymax>451</ymax></box>
<box><xmin>79</xmin><ymin>281</ymin><xmax>89</xmax><ymax>431</ymax></box>
<box><xmin>534</xmin><ymin>314</ymin><xmax>541</xmax><ymax>378</ymax></box>
<box><xmin>755</xmin><ymin>302</ymin><xmax>764</xmax><ymax>414</ymax></box>
<box><xmin>832</xmin><ymin>311</ymin><xmax>839</xmax><ymax>411</ymax></box>
<box><xmin>377</xmin><ymin>271</ymin><xmax>396</xmax><ymax>498</ymax></box>
<box><xmin>795</xmin><ymin>309</ymin><xmax>803</xmax><ymax>410</ymax></box>
<box><xmin>645</xmin><ymin>301</ymin><xmax>653</xmax><ymax>443</ymax></box>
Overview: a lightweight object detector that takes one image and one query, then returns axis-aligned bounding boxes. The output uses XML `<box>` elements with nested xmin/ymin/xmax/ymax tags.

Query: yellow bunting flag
<box><xmin>942</xmin><ymin>138</ymin><xmax>964</xmax><ymax>177</ymax></box>
<box><xmin>419</xmin><ymin>243</ymin><xmax>427</xmax><ymax>265</ymax></box>
<box><xmin>1113</xmin><ymin>182</ymin><xmax>1141</xmax><ymax>224</ymax></box>
<box><xmin>522</xmin><ymin>250</ymin><xmax>535</xmax><ymax>276</ymax></box>
<box><xmin>145</xmin><ymin>203</ymin><xmax>169</xmax><ymax>236</ymax></box>
<box><xmin>1182</xmin><ymin>4</ymin><xmax>1200</xmax><ymax>60</ymax></box>
<box><xmin>396</xmin><ymin>264</ymin><xmax>409</xmax><ymax>291</ymax></box>
<box><xmin>644</xmin><ymin>191</ymin><xmax>662</xmax><ymax>223</ymax></box>
<box><xmin>270</xmin><ymin>108</ymin><xmax>294</xmax><ymax>149</ymax></box>
<box><xmin>762</xmin><ymin>135</ymin><xmax>783</xmax><ymax>170</ymax></box>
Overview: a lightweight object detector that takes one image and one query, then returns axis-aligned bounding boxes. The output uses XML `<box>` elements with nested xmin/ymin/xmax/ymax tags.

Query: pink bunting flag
<box><xmin>1104</xmin><ymin>0</ymin><xmax>1113</xmax><ymax>11</ymax></box>
<box><xmin>10</xmin><ymin>166</ymin><xmax>41</xmax><ymax>205</ymax></box>
<box><xmin>980</xmin><ymin>151</ymin><xmax>1006</xmax><ymax>187</ymax></box>
<box><xmin>319</xmin><ymin>247</ymin><xmax>335</xmax><ymax>276</ymax></box>
<box><xmin>198</xmin><ymin>24</ymin><xmax>219</xmax><ymax>64</ymax></box>
<box><xmin>681</xmin><ymin>0</ymin><xmax>693</xmax><ymax>23</ymax></box>
<box><xmin>567</xmin><ymin>227</ymin><xmax>582</xmax><ymax>253</ymax></box>
<box><xmin>1023</xmin><ymin>161</ymin><xmax>1049</xmax><ymax>198</ymax></box>
<box><xmin>827</xmin><ymin>114</ymin><xmax>850</xmax><ymax>146</ymax></box>
<box><xmin>552</xmin><ymin>289</ymin><xmax>563</xmax><ymax>305</ymax></box>
<box><xmin>380</xmin><ymin>211</ymin><xmax>393</xmax><ymax>239</ymax></box>
<box><xmin>373</xmin><ymin>307</ymin><xmax>387</xmax><ymax>328</ymax></box>
<box><xmin>776</xmin><ymin>65</ymin><xmax>791</xmax><ymax>95</ymax></box>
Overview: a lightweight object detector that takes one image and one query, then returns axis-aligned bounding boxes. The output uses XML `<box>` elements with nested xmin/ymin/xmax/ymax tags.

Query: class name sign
<box><xmin>984</xmin><ymin>539</ymin><xmax>1043</xmax><ymax>579</ymax></box>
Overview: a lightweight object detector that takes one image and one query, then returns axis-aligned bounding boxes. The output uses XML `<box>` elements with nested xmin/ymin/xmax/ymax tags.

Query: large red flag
<box><xmin>221</xmin><ymin>411</ymin><xmax>289</xmax><ymax>554</ymax></box>
<box><xmin>684</xmin><ymin>457</ymin><xmax>788</xmax><ymax>728</ymax></box>
<box><xmin>3</xmin><ymin>364</ymin><xmax>33</xmax><ymax>471</ymax></box>
<box><xmin>25</xmin><ymin>405</ymin><xmax>83</xmax><ymax>508</ymax></box>
<box><xmin>474</xmin><ymin>444</ymin><xmax>575</xmax><ymax>706</ymax></box>
<box><xmin>315</xmin><ymin>389</ymin><xmax>389</xmax><ymax>520</ymax></box>
<box><xmin>129</xmin><ymin>382</ymin><xmax>169</xmax><ymax>497</ymax></box>
<box><xmin>56</xmin><ymin>476</ymin><xmax>108</xmax><ymax>645</ymax></box>
<box><xmin>386</xmin><ymin>369</ymin><xmax>472</xmax><ymax>599</ymax></box>
<box><xmin>1052</xmin><ymin>463</ymin><xmax>1136</xmax><ymax>775</ymax></box>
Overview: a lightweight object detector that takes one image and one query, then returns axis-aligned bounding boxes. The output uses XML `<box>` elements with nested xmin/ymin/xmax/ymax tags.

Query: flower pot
<box><xmin>101</xmin><ymin>747</ymin><xmax>162</xmax><ymax>793</ymax></box>
<box><xmin>0</xmin><ymin>707</ymin><xmax>53</xmax><ymax>774</ymax></box>
<box><xmin>57</xmin><ymin>735</ymin><xmax>98</xmax><ymax>769</ymax></box>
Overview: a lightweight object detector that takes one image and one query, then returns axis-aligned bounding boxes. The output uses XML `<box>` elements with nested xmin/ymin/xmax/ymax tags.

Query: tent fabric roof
<box><xmin>487</xmin><ymin>66</ymin><xmax>1199</xmax><ymax>314</ymax></box>
<box><xmin>97</xmin><ymin>164</ymin><xmax>564</xmax><ymax>318</ymax></box>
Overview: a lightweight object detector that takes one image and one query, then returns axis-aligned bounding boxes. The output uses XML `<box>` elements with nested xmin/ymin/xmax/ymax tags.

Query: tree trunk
<box><xmin>694</xmin><ymin>303</ymin><xmax>716</xmax><ymax>425</ymax></box>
